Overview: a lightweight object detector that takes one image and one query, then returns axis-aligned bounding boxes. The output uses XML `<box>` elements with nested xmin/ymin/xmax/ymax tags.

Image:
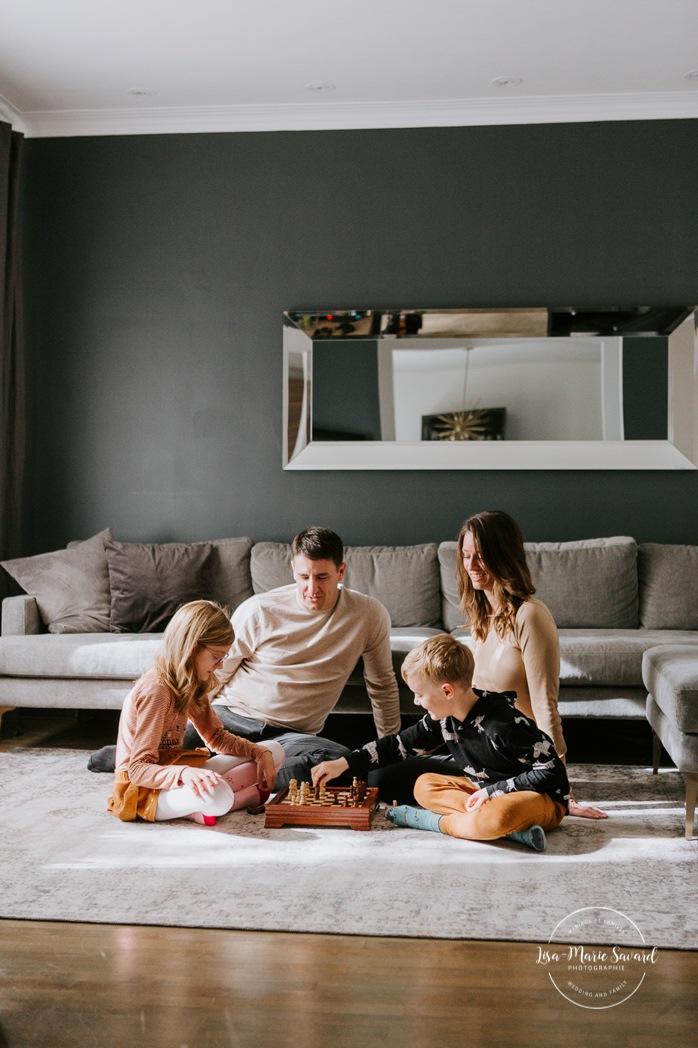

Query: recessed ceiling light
<box><xmin>491</xmin><ymin>76</ymin><xmax>523</xmax><ymax>88</ymax></box>
<box><xmin>127</xmin><ymin>88</ymin><xmax>157</xmax><ymax>97</ymax></box>
<box><xmin>305</xmin><ymin>82</ymin><xmax>335</xmax><ymax>93</ymax></box>
<box><xmin>683</xmin><ymin>70</ymin><xmax>698</xmax><ymax>82</ymax></box>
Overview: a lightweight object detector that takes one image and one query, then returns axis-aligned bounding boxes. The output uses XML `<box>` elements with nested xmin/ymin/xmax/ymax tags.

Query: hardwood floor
<box><xmin>1</xmin><ymin>920</ymin><xmax>696</xmax><ymax>1048</ymax></box>
<box><xmin>0</xmin><ymin>710</ymin><xmax>694</xmax><ymax>1048</ymax></box>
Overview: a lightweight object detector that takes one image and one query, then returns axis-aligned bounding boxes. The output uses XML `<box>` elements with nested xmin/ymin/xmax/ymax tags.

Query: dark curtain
<box><xmin>0</xmin><ymin>121</ymin><xmax>25</xmax><ymax>599</ymax></box>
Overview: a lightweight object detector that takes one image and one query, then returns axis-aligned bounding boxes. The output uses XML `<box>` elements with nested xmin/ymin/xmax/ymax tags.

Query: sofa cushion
<box><xmin>250</xmin><ymin>542</ymin><xmax>294</xmax><ymax>592</ymax></box>
<box><xmin>525</xmin><ymin>537</ymin><xmax>638</xmax><ymax>628</ymax></box>
<box><xmin>0</xmin><ymin>633</ymin><xmax>163</xmax><ymax>678</ymax></box>
<box><xmin>104</xmin><ymin>539</ymin><xmax>214</xmax><ymax>632</ymax></box>
<box><xmin>438</xmin><ymin>542</ymin><xmax>462</xmax><ymax>631</ymax></box>
<box><xmin>559</xmin><ymin>688</ymin><xmax>648</xmax><ymax>719</ymax></box>
<box><xmin>1</xmin><ymin>529</ymin><xmax>112</xmax><ymax>634</ymax></box>
<box><xmin>207</xmin><ymin>537</ymin><xmax>254</xmax><ymax>609</ymax></box>
<box><xmin>344</xmin><ymin>545</ymin><xmax>441</xmax><ymax>628</ymax></box>
<box><xmin>642</xmin><ymin>645</ymin><xmax>698</xmax><ymax>733</ymax></box>
<box><xmin>438</xmin><ymin>536</ymin><xmax>639</xmax><ymax>630</ymax></box>
<box><xmin>251</xmin><ymin>542</ymin><xmax>442</xmax><ymax>628</ymax></box>
<box><xmin>558</xmin><ymin>629</ymin><xmax>698</xmax><ymax>687</ymax></box>
<box><xmin>638</xmin><ymin>544</ymin><xmax>698</xmax><ymax>629</ymax></box>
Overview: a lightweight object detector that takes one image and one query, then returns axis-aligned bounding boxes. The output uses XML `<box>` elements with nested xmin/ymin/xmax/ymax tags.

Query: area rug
<box><xmin>1</xmin><ymin>749</ymin><xmax>695</xmax><ymax>948</ymax></box>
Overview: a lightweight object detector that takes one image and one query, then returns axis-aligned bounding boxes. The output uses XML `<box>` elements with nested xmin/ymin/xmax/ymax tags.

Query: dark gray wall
<box><xmin>313</xmin><ymin>340</ymin><xmax>381</xmax><ymax>441</ymax></box>
<box><xmin>622</xmin><ymin>337</ymin><xmax>667</xmax><ymax>440</ymax></box>
<box><xmin>21</xmin><ymin>121</ymin><xmax>698</xmax><ymax>552</ymax></box>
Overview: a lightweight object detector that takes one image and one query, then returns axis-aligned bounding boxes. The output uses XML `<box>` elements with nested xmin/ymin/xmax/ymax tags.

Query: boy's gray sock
<box><xmin>506</xmin><ymin>825</ymin><xmax>547</xmax><ymax>851</ymax></box>
<box><xmin>386</xmin><ymin>804</ymin><xmax>443</xmax><ymax>833</ymax></box>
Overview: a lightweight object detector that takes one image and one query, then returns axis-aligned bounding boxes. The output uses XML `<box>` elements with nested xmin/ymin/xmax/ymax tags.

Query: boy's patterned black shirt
<box><xmin>345</xmin><ymin>688</ymin><xmax>570</xmax><ymax>811</ymax></box>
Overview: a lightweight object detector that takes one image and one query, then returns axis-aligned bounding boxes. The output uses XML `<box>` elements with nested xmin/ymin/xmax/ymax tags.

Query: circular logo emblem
<box><xmin>538</xmin><ymin>907</ymin><xmax>658</xmax><ymax>1009</ymax></box>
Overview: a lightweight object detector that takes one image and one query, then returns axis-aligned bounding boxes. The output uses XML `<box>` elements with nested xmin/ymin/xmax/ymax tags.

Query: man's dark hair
<box><xmin>291</xmin><ymin>526</ymin><xmax>344</xmax><ymax>567</ymax></box>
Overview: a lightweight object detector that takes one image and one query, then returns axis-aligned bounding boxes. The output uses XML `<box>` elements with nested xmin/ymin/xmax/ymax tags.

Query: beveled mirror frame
<box><xmin>283</xmin><ymin>307</ymin><xmax>698</xmax><ymax>470</ymax></box>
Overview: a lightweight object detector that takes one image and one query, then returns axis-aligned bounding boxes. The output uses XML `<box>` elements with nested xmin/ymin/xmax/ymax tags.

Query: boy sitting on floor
<box><xmin>311</xmin><ymin>633</ymin><xmax>569</xmax><ymax>851</ymax></box>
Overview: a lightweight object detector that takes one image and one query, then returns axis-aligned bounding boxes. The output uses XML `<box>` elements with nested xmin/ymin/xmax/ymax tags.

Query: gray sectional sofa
<box><xmin>1</xmin><ymin>532</ymin><xmax>696</xmax><ymax>724</ymax></box>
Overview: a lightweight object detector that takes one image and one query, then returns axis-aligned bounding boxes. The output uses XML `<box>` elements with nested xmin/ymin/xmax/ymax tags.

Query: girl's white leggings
<box><xmin>154</xmin><ymin>740</ymin><xmax>285</xmax><ymax>821</ymax></box>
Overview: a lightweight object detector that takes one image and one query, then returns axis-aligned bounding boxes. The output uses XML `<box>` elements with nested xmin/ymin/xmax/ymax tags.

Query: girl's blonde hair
<box><xmin>456</xmin><ymin>510</ymin><xmax>535</xmax><ymax>643</ymax></box>
<box><xmin>153</xmin><ymin>600</ymin><xmax>234</xmax><ymax>714</ymax></box>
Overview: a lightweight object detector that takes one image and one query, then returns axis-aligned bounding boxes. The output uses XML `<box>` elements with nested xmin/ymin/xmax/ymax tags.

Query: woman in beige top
<box><xmin>108</xmin><ymin>600</ymin><xmax>284</xmax><ymax>825</ymax></box>
<box><xmin>457</xmin><ymin>510</ymin><xmax>606</xmax><ymax>820</ymax></box>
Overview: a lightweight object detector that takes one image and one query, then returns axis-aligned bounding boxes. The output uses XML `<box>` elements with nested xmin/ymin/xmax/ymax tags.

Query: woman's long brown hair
<box><xmin>456</xmin><ymin>510</ymin><xmax>535</xmax><ymax>642</ymax></box>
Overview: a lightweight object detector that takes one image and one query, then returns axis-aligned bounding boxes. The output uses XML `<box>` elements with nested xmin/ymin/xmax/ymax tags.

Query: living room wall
<box><xmin>20</xmin><ymin>119</ymin><xmax>698</xmax><ymax>553</ymax></box>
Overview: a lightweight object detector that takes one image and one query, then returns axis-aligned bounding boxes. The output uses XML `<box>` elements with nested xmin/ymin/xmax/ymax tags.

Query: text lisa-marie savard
<box><xmin>536</xmin><ymin>945</ymin><xmax>658</xmax><ymax>968</ymax></box>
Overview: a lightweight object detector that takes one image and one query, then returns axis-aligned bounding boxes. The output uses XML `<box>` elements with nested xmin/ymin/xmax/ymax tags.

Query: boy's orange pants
<box><xmin>414</xmin><ymin>773</ymin><xmax>566</xmax><ymax>840</ymax></box>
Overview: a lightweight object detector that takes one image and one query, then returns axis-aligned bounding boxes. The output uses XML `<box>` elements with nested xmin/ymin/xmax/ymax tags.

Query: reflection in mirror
<box><xmin>283</xmin><ymin>308</ymin><xmax>697</xmax><ymax>470</ymax></box>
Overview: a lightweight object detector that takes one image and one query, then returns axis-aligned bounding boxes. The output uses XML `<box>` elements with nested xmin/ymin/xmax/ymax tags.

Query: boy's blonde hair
<box><xmin>401</xmin><ymin>633</ymin><xmax>474</xmax><ymax>688</ymax></box>
<box><xmin>153</xmin><ymin>600</ymin><xmax>234</xmax><ymax>714</ymax></box>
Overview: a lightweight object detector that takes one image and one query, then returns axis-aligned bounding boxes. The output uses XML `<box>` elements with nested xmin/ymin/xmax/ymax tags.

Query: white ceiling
<box><xmin>1</xmin><ymin>0</ymin><xmax>697</xmax><ymax>137</ymax></box>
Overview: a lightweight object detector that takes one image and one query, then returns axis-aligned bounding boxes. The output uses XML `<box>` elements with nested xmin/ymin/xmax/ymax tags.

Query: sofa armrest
<box><xmin>1</xmin><ymin>595</ymin><xmax>43</xmax><ymax>636</ymax></box>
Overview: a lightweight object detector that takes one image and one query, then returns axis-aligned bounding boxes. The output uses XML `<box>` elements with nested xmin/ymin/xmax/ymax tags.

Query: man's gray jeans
<box><xmin>182</xmin><ymin>710</ymin><xmax>353</xmax><ymax>789</ymax></box>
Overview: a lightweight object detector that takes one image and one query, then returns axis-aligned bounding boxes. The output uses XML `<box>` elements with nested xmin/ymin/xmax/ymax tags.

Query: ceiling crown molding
<box><xmin>13</xmin><ymin>91</ymin><xmax>698</xmax><ymax>138</ymax></box>
<box><xmin>0</xmin><ymin>93</ymin><xmax>28</xmax><ymax>134</ymax></box>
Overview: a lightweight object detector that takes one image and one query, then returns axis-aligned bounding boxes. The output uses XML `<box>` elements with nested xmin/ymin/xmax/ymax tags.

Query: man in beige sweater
<box><xmin>182</xmin><ymin>526</ymin><xmax>402</xmax><ymax>788</ymax></box>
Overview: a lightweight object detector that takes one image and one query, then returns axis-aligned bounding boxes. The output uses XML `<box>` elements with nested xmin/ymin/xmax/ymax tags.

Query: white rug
<box><xmin>1</xmin><ymin>749</ymin><xmax>695</xmax><ymax>948</ymax></box>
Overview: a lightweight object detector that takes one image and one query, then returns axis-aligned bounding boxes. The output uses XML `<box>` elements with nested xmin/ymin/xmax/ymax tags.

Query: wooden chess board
<box><xmin>264</xmin><ymin>785</ymin><xmax>380</xmax><ymax>831</ymax></box>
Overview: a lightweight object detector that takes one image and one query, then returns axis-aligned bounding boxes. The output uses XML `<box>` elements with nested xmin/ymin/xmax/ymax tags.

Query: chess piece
<box><xmin>287</xmin><ymin>779</ymin><xmax>299</xmax><ymax>806</ymax></box>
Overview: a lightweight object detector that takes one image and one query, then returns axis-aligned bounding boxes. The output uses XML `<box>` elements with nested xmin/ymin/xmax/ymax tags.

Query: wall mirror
<box><xmin>283</xmin><ymin>307</ymin><xmax>697</xmax><ymax>470</ymax></box>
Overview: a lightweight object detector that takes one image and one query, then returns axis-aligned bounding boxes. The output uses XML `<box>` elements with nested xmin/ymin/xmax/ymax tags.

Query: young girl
<box><xmin>108</xmin><ymin>600</ymin><xmax>284</xmax><ymax>825</ymax></box>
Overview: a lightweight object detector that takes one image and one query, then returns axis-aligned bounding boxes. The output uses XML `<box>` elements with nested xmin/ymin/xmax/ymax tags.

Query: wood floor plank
<box><xmin>0</xmin><ymin>920</ymin><xmax>696</xmax><ymax>1048</ymax></box>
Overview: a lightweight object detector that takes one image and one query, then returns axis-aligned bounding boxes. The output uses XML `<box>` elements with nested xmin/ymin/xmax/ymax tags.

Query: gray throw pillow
<box><xmin>251</xmin><ymin>543</ymin><xmax>294</xmax><ymax>593</ymax></box>
<box><xmin>104</xmin><ymin>539</ymin><xmax>214</xmax><ymax>633</ymax></box>
<box><xmin>118</xmin><ymin>537</ymin><xmax>253</xmax><ymax>612</ymax></box>
<box><xmin>525</xmin><ymin>537</ymin><xmax>639</xmax><ymax>628</ymax></box>
<box><xmin>208</xmin><ymin>537</ymin><xmax>254</xmax><ymax>609</ymax></box>
<box><xmin>1</xmin><ymin>528</ymin><xmax>112</xmax><ymax>633</ymax></box>
<box><xmin>343</xmin><ymin>544</ymin><xmax>441</xmax><ymax>628</ymax></box>
<box><xmin>437</xmin><ymin>542</ymin><xmax>463</xmax><ymax>632</ymax></box>
<box><xmin>638</xmin><ymin>543</ymin><xmax>698</xmax><ymax>629</ymax></box>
